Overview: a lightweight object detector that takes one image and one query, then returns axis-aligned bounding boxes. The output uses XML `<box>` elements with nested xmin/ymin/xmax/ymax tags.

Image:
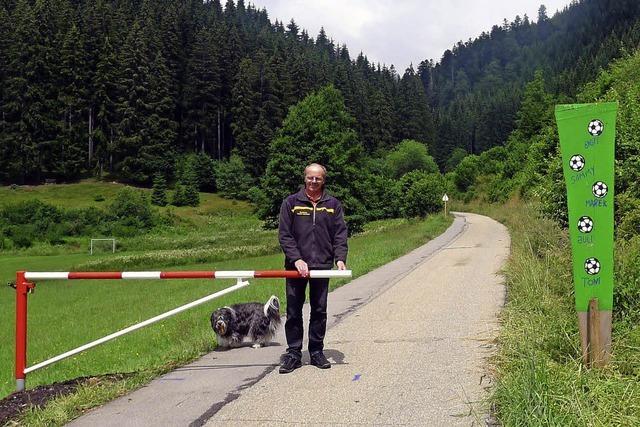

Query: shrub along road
<box><xmin>69</xmin><ymin>212</ymin><xmax>509</xmax><ymax>426</ymax></box>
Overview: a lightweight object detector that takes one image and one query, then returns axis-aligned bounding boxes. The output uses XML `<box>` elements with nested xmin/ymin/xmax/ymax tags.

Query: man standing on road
<box><xmin>278</xmin><ymin>163</ymin><xmax>348</xmax><ymax>374</ymax></box>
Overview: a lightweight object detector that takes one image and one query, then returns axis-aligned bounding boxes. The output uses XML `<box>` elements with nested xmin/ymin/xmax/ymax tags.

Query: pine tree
<box><xmin>184</xmin><ymin>27</ymin><xmax>221</xmax><ymax>154</ymax></box>
<box><xmin>174</xmin><ymin>163</ymin><xmax>200</xmax><ymax>206</ymax></box>
<box><xmin>213</xmin><ymin>20</ymin><xmax>242</xmax><ymax>158</ymax></box>
<box><xmin>397</xmin><ymin>66</ymin><xmax>434</xmax><ymax>146</ymax></box>
<box><xmin>0</xmin><ymin>4</ymin><xmax>12</xmax><ymax>181</ymax></box>
<box><xmin>230</xmin><ymin>58</ymin><xmax>261</xmax><ymax>173</ymax></box>
<box><xmin>142</xmin><ymin>49</ymin><xmax>177</xmax><ymax>177</ymax></box>
<box><xmin>56</xmin><ymin>23</ymin><xmax>88</xmax><ymax>179</ymax></box>
<box><xmin>115</xmin><ymin>21</ymin><xmax>150</xmax><ymax>183</ymax></box>
<box><xmin>515</xmin><ymin>70</ymin><xmax>553</xmax><ymax>140</ymax></box>
<box><xmin>171</xmin><ymin>183</ymin><xmax>188</xmax><ymax>206</ymax></box>
<box><xmin>151</xmin><ymin>173</ymin><xmax>168</xmax><ymax>206</ymax></box>
<box><xmin>93</xmin><ymin>36</ymin><xmax>120</xmax><ymax>175</ymax></box>
<box><xmin>2</xmin><ymin>0</ymin><xmax>42</xmax><ymax>183</ymax></box>
<box><xmin>115</xmin><ymin>21</ymin><xmax>176</xmax><ymax>183</ymax></box>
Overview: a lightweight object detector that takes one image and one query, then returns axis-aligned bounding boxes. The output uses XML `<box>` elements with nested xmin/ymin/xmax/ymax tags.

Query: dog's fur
<box><xmin>210</xmin><ymin>295</ymin><xmax>281</xmax><ymax>348</ymax></box>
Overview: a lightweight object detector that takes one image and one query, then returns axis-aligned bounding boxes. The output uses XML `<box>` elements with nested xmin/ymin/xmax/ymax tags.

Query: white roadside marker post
<box><xmin>442</xmin><ymin>193</ymin><xmax>449</xmax><ymax>216</ymax></box>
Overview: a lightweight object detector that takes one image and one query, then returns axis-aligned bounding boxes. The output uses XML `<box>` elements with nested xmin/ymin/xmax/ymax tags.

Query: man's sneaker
<box><xmin>310</xmin><ymin>352</ymin><xmax>331</xmax><ymax>369</ymax></box>
<box><xmin>279</xmin><ymin>354</ymin><xmax>302</xmax><ymax>374</ymax></box>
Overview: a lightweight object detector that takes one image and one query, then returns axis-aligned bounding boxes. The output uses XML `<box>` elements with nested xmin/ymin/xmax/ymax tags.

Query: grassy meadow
<box><xmin>455</xmin><ymin>197</ymin><xmax>640</xmax><ymax>426</ymax></box>
<box><xmin>0</xmin><ymin>181</ymin><xmax>452</xmax><ymax>425</ymax></box>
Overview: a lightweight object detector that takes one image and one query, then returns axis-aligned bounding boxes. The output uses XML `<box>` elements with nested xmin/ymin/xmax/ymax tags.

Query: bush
<box><xmin>0</xmin><ymin>191</ymin><xmax>162</xmax><ymax>248</ymax></box>
<box><xmin>353</xmin><ymin>174</ymin><xmax>401</xmax><ymax>221</ymax></box>
<box><xmin>487</xmin><ymin>175</ymin><xmax>516</xmax><ymax>203</ymax></box>
<box><xmin>453</xmin><ymin>155</ymin><xmax>479</xmax><ymax>192</ymax></box>
<box><xmin>398</xmin><ymin>170</ymin><xmax>430</xmax><ymax>195</ymax></box>
<box><xmin>214</xmin><ymin>154</ymin><xmax>254</xmax><ymax>200</ymax></box>
<box><xmin>0</xmin><ymin>200</ymin><xmax>65</xmax><ymax>247</ymax></box>
<box><xmin>618</xmin><ymin>208</ymin><xmax>640</xmax><ymax>241</ymax></box>
<box><xmin>402</xmin><ymin>173</ymin><xmax>446</xmax><ymax>218</ymax></box>
<box><xmin>108</xmin><ymin>187</ymin><xmax>155</xmax><ymax>229</ymax></box>
<box><xmin>445</xmin><ymin>148</ymin><xmax>468</xmax><ymax>173</ymax></box>
<box><xmin>386</xmin><ymin>139</ymin><xmax>439</xmax><ymax>178</ymax></box>
<box><xmin>345</xmin><ymin>214</ymin><xmax>366</xmax><ymax>236</ymax></box>
<box><xmin>63</xmin><ymin>207</ymin><xmax>107</xmax><ymax>236</ymax></box>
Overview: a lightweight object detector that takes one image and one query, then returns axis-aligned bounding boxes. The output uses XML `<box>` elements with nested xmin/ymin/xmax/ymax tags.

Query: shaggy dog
<box><xmin>210</xmin><ymin>295</ymin><xmax>281</xmax><ymax>348</ymax></box>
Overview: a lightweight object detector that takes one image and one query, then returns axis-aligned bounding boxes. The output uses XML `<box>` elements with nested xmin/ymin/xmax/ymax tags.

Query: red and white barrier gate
<box><xmin>13</xmin><ymin>269</ymin><xmax>351</xmax><ymax>392</ymax></box>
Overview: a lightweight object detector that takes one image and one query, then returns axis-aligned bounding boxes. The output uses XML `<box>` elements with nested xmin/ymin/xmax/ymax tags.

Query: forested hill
<box><xmin>3</xmin><ymin>0</ymin><xmax>640</xmax><ymax>187</ymax></box>
<box><xmin>420</xmin><ymin>0</ymin><xmax>640</xmax><ymax>164</ymax></box>
<box><xmin>0</xmin><ymin>0</ymin><xmax>432</xmax><ymax>185</ymax></box>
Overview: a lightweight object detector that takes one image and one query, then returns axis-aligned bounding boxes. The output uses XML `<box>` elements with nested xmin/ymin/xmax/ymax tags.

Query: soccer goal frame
<box><xmin>90</xmin><ymin>238</ymin><xmax>116</xmax><ymax>255</ymax></box>
<box><xmin>12</xmin><ymin>269</ymin><xmax>352</xmax><ymax>392</ymax></box>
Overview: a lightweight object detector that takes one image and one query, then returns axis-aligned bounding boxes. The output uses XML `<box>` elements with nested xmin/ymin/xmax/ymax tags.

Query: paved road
<box><xmin>69</xmin><ymin>212</ymin><xmax>509</xmax><ymax>426</ymax></box>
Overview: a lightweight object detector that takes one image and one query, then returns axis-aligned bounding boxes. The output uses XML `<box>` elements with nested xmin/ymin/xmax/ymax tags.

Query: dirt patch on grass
<box><xmin>0</xmin><ymin>374</ymin><xmax>130</xmax><ymax>425</ymax></box>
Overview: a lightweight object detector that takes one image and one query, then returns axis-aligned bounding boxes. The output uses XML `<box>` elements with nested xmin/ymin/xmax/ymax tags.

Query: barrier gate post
<box><xmin>15</xmin><ymin>271</ymin><xmax>35</xmax><ymax>392</ymax></box>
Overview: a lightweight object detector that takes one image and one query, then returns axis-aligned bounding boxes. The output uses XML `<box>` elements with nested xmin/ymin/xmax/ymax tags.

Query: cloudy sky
<box><xmin>249</xmin><ymin>0</ymin><xmax>574</xmax><ymax>72</ymax></box>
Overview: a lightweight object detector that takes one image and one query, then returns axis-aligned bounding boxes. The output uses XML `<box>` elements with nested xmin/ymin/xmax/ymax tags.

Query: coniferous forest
<box><xmin>0</xmin><ymin>0</ymin><xmax>432</xmax><ymax>186</ymax></box>
<box><xmin>1</xmin><ymin>0</ymin><xmax>640</xmax><ymax>230</ymax></box>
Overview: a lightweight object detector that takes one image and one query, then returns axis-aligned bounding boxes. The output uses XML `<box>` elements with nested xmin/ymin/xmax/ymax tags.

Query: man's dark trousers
<box><xmin>285</xmin><ymin>277</ymin><xmax>330</xmax><ymax>358</ymax></box>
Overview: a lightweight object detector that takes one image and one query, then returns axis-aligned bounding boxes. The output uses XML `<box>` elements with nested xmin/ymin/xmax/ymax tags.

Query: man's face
<box><xmin>305</xmin><ymin>167</ymin><xmax>325</xmax><ymax>192</ymax></box>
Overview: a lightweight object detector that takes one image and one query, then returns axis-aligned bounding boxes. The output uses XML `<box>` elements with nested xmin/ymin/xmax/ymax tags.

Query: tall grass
<box><xmin>461</xmin><ymin>197</ymin><xmax>640</xmax><ymax>426</ymax></box>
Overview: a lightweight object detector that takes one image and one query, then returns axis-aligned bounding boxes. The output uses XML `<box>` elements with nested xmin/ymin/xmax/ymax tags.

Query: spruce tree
<box><xmin>230</xmin><ymin>58</ymin><xmax>261</xmax><ymax>173</ymax></box>
<box><xmin>115</xmin><ymin>21</ymin><xmax>176</xmax><ymax>183</ymax></box>
<box><xmin>142</xmin><ymin>49</ymin><xmax>177</xmax><ymax>177</ymax></box>
<box><xmin>171</xmin><ymin>183</ymin><xmax>188</xmax><ymax>206</ymax></box>
<box><xmin>93</xmin><ymin>36</ymin><xmax>120</xmax><ymax>174</ymax></box>
<box><xmin>57</xmin><ymin>23</ymin><xmax>88</xmax><ymax>179</ymax></box>
<box><xmin>2</xmin><ymin>0</ymin><xmax>41</xmax><ymax>183</ymax></box>
<box><xmin>0</xmin><ymin>4</ymin><xmax>12</xmax><ymax>181</ymax></box>
<box><xmin>151</xmin><ymin>173</ymin><xmax>168</xmax><ymax>206</ymax></box>
<box><xmin>115</xmin><ymin>21</ymin><xmax>149</xmax><ymax>182</ymax></box>
<box><xmin>397</xmin><ymin>66</ymin><xmax>434</xmax><ymax>146</ymax></box>
<box><xmin>183</xmin><ymin>175</ymin><xmax>200</xmax><ymax>207</ymax></box>
<box><xmin>184</xmin><ymin>27</ymin><xmax>221</xmax><ymax>154</ymax></box>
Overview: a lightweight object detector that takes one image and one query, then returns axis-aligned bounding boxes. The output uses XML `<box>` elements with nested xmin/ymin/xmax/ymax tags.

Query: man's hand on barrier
<box><xmin>294</xmin><ymin>259</ymin><xmax>309</xmax><ymax>277</ymax></box>
<box><xmin>336</xmin><ymin>261</ymin><xmax>346</xmax><ymax>270</ymax></box>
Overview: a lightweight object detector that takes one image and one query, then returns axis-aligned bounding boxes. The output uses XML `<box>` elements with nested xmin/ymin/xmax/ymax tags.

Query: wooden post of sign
<box><xmin>578</xmin><ymin>298</ymin><xmax>612</xmax><ymax>368</ymax></box>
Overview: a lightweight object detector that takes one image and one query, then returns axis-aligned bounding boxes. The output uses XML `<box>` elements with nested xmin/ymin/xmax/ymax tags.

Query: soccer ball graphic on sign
<box><xmin>584</xmin><ymin>257</ymin><xmax>601</xmax><ymax>275</ymax></box>
<box><xmin>577</xmin><ymin>216</ymin><xmax>593</xmax><ymax>233</ymax></box>
<box><xmin>592</xmin><ymin>181</ymin><xmax>608</xmax><ymax>198</ymax></box>
<box><xmin>588</xmin><ymin>119</ymin><xmax>604</xmax><ymax>136</ymax></box>
<box><xmin>569</xmin><ymin>154</ymin><xmax>585</xmax><ymax>172</ymax></box>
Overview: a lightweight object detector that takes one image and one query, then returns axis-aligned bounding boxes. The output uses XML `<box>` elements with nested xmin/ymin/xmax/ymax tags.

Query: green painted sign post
<box><xmin>555</xmin><ymin>102</ymin><xmax>617</xmax><ymax>367</ymax></box>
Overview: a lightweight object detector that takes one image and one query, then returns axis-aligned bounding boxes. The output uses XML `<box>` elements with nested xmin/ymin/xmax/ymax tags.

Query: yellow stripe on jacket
<box><xmin>291</xmin><ymin>206</ymin><xmax>335</xmax><ymax>214</ymax></box>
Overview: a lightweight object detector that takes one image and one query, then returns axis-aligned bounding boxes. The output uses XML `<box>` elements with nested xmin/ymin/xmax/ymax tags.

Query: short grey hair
<box><xmin>304</xmin><ymin>163</ymin><xmax>327</xmax><ymax>178</ymax></box>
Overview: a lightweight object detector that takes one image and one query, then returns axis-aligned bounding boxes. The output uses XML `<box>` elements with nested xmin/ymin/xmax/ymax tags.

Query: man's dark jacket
<box><xmin>278</xmin><ymin>188</ymin><xmax>348</xmax><ymax>269</ymax></box>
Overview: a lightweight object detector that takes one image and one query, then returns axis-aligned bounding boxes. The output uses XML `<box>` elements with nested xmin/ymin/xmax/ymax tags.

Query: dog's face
<box><xmin>211</xmin><ymin>308</ymin><xmax>233</xmax><ymax>336</ymax></box>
